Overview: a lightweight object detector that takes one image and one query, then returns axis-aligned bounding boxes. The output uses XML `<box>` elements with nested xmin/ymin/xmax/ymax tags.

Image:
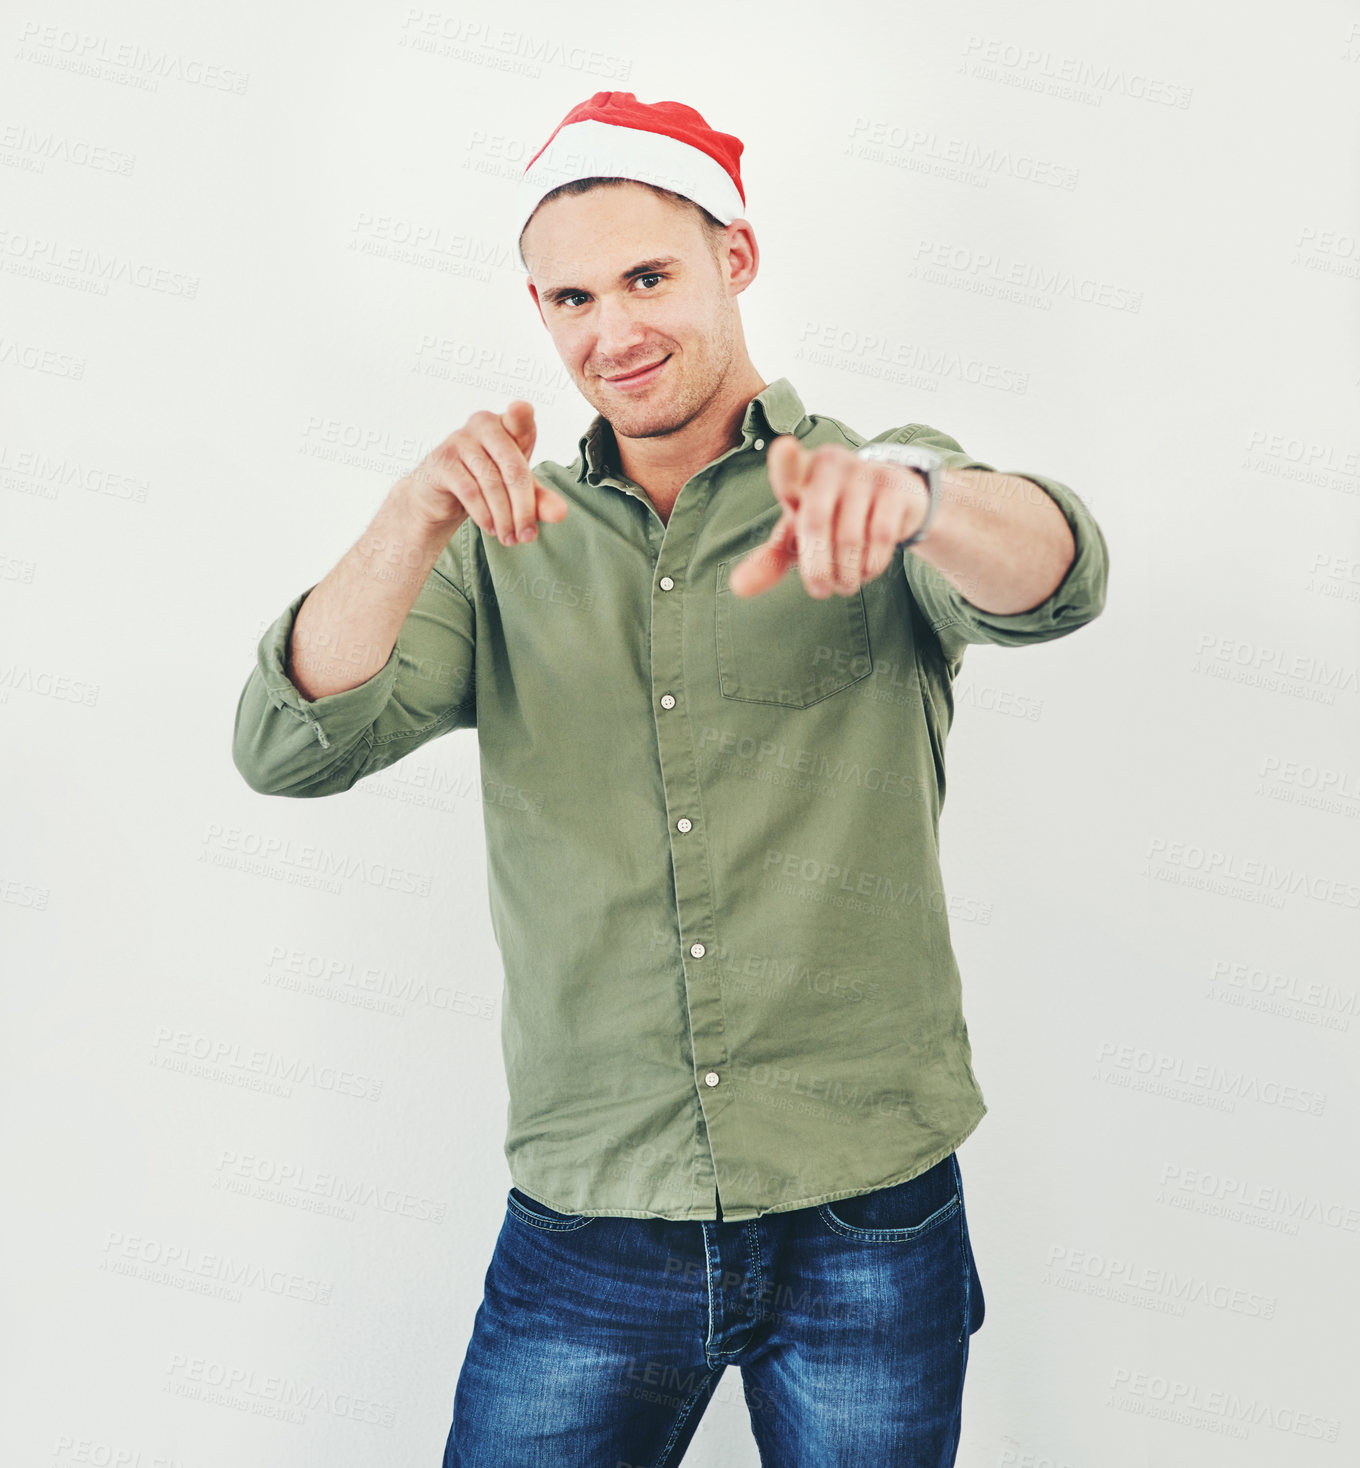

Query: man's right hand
<box><xmin>398</xmin><ymin>400</ymin><xmax>571</xmax><ymax>546</ymax></box>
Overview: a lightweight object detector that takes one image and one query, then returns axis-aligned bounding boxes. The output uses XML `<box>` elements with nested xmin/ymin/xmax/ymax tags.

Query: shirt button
<box><xmin>676</xmin><ymin>817</ymin><xmax>692</xmax><ymax>833</ymax></box>
<box><xmin>689</xmin><ymin>941</ymin><xmax>706</xmax><ymax>958</ymax></box>
<box><xmin>753</xmin><ymin>438</ymin><xmax>765</xmax><ymax>451</ymax></box>
<box><xmin>659</xmin><ymin>575</ymin><xmax>675</xmax><ymax>591</ymax></box>
<box><xmin>704</xmin><ymin>1071</ymin><xmax>720</xmax><ymax>1087</ymax></box>
<box><xmin>660</xmin><ymin>693</ymin><xmax>676</xmax><ymax>709</ymax></box>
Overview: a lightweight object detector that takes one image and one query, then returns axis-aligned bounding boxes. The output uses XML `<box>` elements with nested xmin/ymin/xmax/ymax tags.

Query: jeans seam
<box><xmin>651</xmin><ymin>1365</ymin><xmax>724</xmax><ymax>1468</ymax></box>
<box><xmin>505</xmin><ymin>1189</ymin><xmax>594</xmax><ymax>1232</ymax></box>
<box><xmin>816</xmin><ymin>1193</ymin><xmax>960</xmax><ymax>1242</ymax></box>
<box><xmin>953</xmin><ymin>1153</ymin><xmax>970</xmax><ymax>1343</ymax></box>
<box><xmin>746</xmin><ymin>1219</ymin><xmax>767</xmax><ymax>1327</ymax></box>
<box><xmin>702</xmin><ymin>1222</ymin><xmax>719</xmax><ymax>1369</ymax></box>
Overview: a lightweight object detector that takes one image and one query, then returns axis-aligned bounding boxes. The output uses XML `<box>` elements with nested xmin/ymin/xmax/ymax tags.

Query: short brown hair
<box><xmin>520</xmin><ymin>176</ymin><xmax>728</xmax><ymax>267</ymax></box>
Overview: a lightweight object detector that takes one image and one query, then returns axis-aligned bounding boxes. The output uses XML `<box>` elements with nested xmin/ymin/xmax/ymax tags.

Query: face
<box><xmin>522</xmin><ymin>183</ymin><xmax>754</xmax><ymax>441</ymax></box>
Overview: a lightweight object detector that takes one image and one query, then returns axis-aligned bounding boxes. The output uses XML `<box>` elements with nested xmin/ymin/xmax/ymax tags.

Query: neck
<box><xmin>611</xmin><ymin>361</ymin><xmax>769</xmax><ymax>512</ymax></box>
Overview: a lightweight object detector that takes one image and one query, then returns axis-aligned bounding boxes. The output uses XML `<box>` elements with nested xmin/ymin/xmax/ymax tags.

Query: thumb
<box><xmin>501</xmin><ymin>398</ymin><xmax>537</xmax><ymax>460</ymax></box>
<box><xmin>503</xmin><ymin>399</ymin><xmax>568</xmax><ymax>524</ymax></box>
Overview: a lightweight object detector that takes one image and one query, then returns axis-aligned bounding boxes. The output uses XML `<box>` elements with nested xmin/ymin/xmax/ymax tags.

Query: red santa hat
<box><xmin>513</xmin><ymin>91</ymin><xmax>747</xmax><ymax>272</ymax></box>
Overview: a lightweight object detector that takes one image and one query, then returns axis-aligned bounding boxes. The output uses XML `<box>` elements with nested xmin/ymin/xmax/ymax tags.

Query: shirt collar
<box><xmin>572</xmin><ymin>376</ymin><xmax>808</xmax><ymax>485</ymax></box>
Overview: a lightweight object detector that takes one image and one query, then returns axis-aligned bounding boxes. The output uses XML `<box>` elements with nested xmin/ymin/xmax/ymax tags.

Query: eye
<box><xmin>554</xmin><ymin>274</ymin><xmax>665</xmax><ymax>310</ymax></box>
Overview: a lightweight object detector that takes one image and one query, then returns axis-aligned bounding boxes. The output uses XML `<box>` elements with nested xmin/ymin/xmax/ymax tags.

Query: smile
<box><xmin>603</xmin><ymin>355</ymin><xmax>671</xmax><ymax>388</ymax></box>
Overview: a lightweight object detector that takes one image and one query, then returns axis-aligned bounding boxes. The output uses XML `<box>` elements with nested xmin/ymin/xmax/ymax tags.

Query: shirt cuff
<box><xmin>256</xmin><ymin>585</ymin><xmax>401</xmax><ymax>752</ymax></box>
<box><xmin>951</xmin><ymin>466</ymin><xmax>1108</xmax><ymax>642</ymax></box>
<box><xmin>893</xmin><ymin>425</ymin><xmax>1110</xmax><ymax>652</ymax></box>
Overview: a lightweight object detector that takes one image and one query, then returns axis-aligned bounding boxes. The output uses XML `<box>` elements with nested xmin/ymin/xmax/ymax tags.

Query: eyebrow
<box><xmin>541</xmin><ymin>256</ymin><xmax>681</xmax><ymax>305</ymax></box>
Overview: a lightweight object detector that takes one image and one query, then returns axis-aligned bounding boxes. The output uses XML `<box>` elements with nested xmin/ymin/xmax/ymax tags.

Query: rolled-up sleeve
<box><xmin>879</xmin><ymin>423</ymin><xmax>1109</xmax><ymax>662</ymax></box>
<box><xmin>232</xmin><ymin>525</ymin><xmax>477</xmax><ymax>797</ymax></box>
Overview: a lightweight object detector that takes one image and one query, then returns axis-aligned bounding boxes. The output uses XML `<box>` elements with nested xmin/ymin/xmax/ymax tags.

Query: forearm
<box><xmin>290</xmin><ymin>482</ymin><xmax>465</xmax><ymax>700</ymax></box>
<box><xmin>907</xmin><ymin>467</ymin><xmax>1076</xmax><ymax>616</ymax></box>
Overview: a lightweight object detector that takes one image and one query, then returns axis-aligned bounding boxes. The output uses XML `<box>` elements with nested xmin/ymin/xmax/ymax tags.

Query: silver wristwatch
<box><xmin>856</xmin><ymin>441</ymin><xmax>943</xmax><ymax>549</ymax></box>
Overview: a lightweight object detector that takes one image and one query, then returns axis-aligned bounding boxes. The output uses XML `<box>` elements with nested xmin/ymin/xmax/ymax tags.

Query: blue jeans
<box><xmin>443</xmin><ymin>1150</ymin><xmax>985</xmax><ymax>1466</ymax></box>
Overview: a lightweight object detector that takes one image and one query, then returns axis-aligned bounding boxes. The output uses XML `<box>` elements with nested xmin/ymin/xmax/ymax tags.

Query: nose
<box><xmin>592</xmin><ymin>292</ymin><xmax>648</xmax><ymax>369</ymax></box>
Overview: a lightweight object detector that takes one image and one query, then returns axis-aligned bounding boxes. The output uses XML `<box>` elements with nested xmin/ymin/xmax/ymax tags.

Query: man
<box><xmin>233</xmin><ymin>91</ymin><xmax>1109</xmax><ymax>1466</ymax></box>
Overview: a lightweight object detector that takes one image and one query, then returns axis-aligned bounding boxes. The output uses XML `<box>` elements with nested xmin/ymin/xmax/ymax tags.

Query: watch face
<box><xmin>856</xmin><ymin>442</ymin><xmax>940</xmax><ymax>549</ymax></box>
<box><xmin>858</xmin><ymin>443</ymin><xmax>942</xmax><ymax>473</ymax></box>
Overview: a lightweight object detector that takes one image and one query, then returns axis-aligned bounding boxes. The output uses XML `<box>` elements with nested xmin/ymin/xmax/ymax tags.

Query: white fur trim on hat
<box><xmin>513</xmin><ymin>118</ymin><xmax>747</xmax><ymax>272</ymax></box>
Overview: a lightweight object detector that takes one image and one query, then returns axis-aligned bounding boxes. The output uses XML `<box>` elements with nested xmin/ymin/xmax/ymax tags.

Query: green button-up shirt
<box><xmin>232</xmin><ymin>376</ymin><xmax>1109</xmax><ymax>1222</ymax></box>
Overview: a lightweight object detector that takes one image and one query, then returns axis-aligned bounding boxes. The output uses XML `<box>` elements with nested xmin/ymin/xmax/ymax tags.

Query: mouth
<box><xmin>602</xmin><ymin>354</ymin><xmax>671</xmax><ymax>388</ymax></box>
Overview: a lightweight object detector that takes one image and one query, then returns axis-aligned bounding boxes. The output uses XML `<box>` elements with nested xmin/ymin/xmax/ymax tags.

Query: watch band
<box><xmin>856</xmin><ymin>441</ymin><xmax>942</xmax><ymax>550</ymax></box>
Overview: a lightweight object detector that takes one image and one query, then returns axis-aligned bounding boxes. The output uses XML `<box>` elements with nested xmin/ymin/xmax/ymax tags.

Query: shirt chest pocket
<box><xmin>714</xmin><ymin>558</ymin><xmax>873</xmax><ymax>707</ymax></box>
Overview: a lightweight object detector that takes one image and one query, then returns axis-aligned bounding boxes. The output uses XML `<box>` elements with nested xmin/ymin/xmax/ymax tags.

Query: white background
<box><xmin>3</xmin><ymin>1</ymin><xmax>1358</xmax><ymax>1464</ymax></box>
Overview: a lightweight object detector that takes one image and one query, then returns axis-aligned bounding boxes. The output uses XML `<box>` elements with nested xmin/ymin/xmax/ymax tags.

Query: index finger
<box><xmin>766</xmin><ymin>434</ymin><xmax>808</xmax><ymax>511</ymax></box>
<box><xmin>477</xmin><ymin>416</ymin><xmax>547</xmax><ymax>543</ymax></box>
<box><xmin>727</xmin><ymin>508</ymin><xmax>798</xmax><ymax>597</ymax></box>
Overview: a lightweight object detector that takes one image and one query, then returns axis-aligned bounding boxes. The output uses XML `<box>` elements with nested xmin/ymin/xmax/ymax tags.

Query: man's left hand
<box><xmin>728</xmin><ymin>436</ymin><xmax>931</xmax><ymax>599</ymax></box>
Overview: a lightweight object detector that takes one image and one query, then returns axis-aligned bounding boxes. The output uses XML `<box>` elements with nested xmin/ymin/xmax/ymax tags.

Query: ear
<box><xmin>526</xmin><ymin>278</ymin><xmax>546</xmax><ymax>329</ymax></box>
<box><xmin>724</xmin><ymin>220</ymin><xmax>759</xmax><ymax>295</ymax></box>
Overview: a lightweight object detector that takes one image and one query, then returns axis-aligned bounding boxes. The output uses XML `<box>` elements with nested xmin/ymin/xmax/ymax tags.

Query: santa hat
<box><xmin>513</xmin><ymin>91</ymin><xmax>747</xmax><ymax>272</ymax></box>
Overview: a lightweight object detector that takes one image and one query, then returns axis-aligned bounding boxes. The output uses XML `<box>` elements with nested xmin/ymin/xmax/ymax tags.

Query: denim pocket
<box><xmin>506</xmin><ymin>1186</ymin><xmax>596</xmax><ymax>1232</ymax></box>
<box><xmin>715</xmin><ymin>557</ymin><xmax>872</xmax><ymax>707</ymax></box>
<box><xmin>817</xmin><ymin>1154</ymin><xmax>961</xmax><ymax>1242</ymax></box>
